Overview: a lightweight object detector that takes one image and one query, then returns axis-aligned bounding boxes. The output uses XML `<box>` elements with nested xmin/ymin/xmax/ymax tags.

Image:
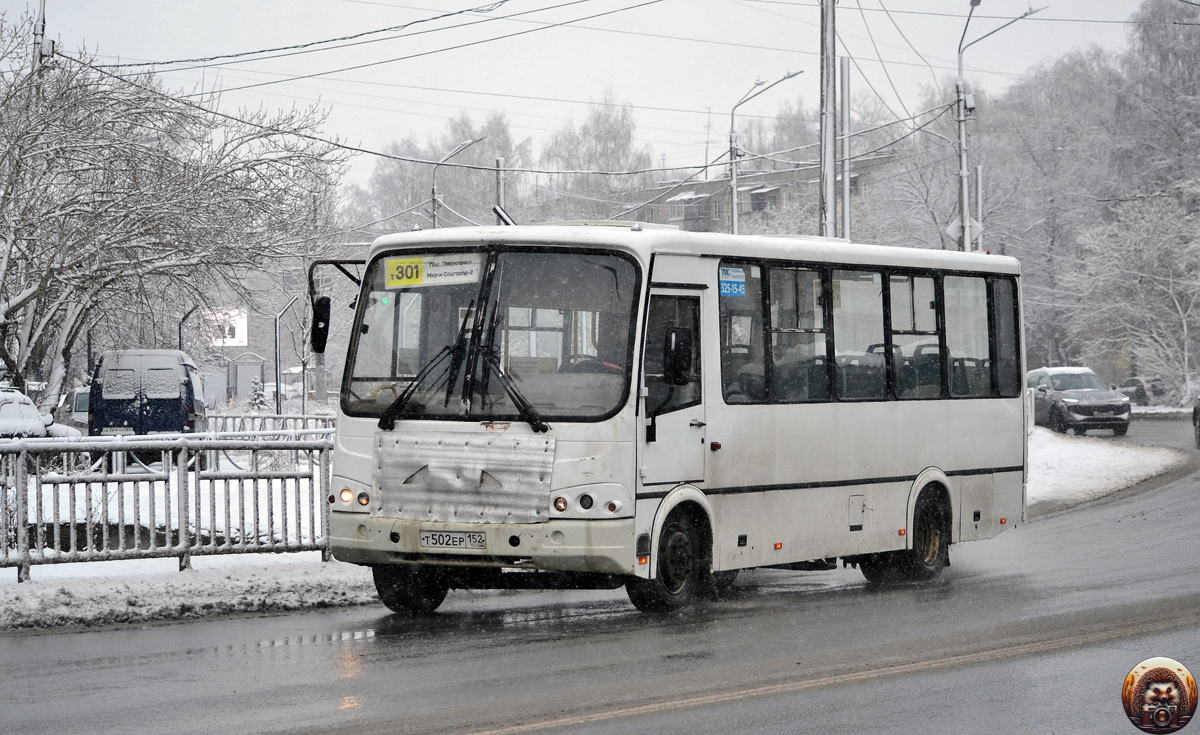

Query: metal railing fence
<box><xmin>1</xmin><ymin>433</ymin><xmax>333</xmax><ymax>581</ymax></box>
<box><xmin>206</xmin><ymin>413</ymin><xmax>335</xmax><ymax>434</ymax></box>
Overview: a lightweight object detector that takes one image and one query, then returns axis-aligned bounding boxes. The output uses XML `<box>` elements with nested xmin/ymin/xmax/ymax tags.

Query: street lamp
<box><xmin>955</xmin><ymin>1</ymin><xmax>1044</xmax><ymax>251</ymax></box>
<box><xmin>431</xmin><ymin>137</ymin><xmax>486</xmax><ymax>228</ymax></box>
<box><xmin>730</xmin><ymin>71</ymin><xmax>803</xmax><ymax>235</ymax></box>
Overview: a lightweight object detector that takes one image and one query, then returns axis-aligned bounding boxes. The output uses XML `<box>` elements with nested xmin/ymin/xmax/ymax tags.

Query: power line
<box><xmin>94</xmin><ymin>1</ymin><xmax>513</xmax><ymax>68</ymax></box>
<box><xmin>741</xmin><ymin>0</ymin><xmax>1200</xmax><ymax>26</ymax></box>
<box><xmin>855</xmin><ymin>0</ymin><xmax>911</xmax><ymax>119</ymax></box>
<box><xmin>836</xmin><ymin>36</ymin><xmax>903</xmax><ymax>123</ymax></box>
<box><xmin>58</xmin><ymin>51</ymin><xmax>710</xmax><ymax>177</ymax></box>
<box><xmin>136</xmin><ymin>0</ymin><xmax>602</xmax><ymax>76</ymax></box>
<box><xmin>876</xmin><ymin>0</ymin><xmax>941</xmax><ymax>90</ymax></box>
<box><xmin>184</xmin><ymin>0</ymin><xmax>665</xmax><ymax>97</ymax></box>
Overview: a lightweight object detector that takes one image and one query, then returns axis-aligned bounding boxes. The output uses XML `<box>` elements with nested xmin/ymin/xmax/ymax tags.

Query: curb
<box><xmin>1131</xmin><ymin>411</ymin><xmax>1192</xmax><ymax>421</ymax></box>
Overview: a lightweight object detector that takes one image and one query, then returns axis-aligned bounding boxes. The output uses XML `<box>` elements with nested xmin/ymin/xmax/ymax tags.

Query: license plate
<box><xmin>419</xmin><ymin>530</ymin><xmax>486</xmax><ymax>550</ymax></box>
<box><xmin>101</xmin><ymin>427</ymin><xmax>133</xmax><ymax>435</ymax></box>
<box><xmin>1096</xmin><ymin>411</ymin><xmax>1113</xmax><ymax>418</ymax></box>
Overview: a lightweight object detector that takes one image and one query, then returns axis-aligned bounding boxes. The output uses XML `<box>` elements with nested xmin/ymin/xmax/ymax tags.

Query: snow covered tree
<box><xmin>0</xmin><ymin>15</ymin><xmax>346</xmax><ymax>410</ymax></box>
<box><xmin>1075</xmin><ymin>199</ymin><xmax>1200</xmax><ymax>405</ymax></box>
<box><xmin>246</xmin><ymin>375</ymin><xmax>270</xmax><ymax>414</ymax></box>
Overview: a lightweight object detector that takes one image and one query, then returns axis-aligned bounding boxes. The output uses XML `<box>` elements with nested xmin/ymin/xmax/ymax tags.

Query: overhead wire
<box><xmin>854</xmin><ymin>0</ymin><xmax>912</xmax><ymax>120</ymax></box>
<box><xmin>57</xmin><ymin>51</ymin><xmax>712</xmax><ymax>177</ymax></box>
<box><xmin>739</xmin><ymin>1</ymin><xmax>1200</xmax><ymax>26</ymax></box>
<box><xmin>137</xmin><ymin>0</ymin><xmax>603</xmax><ymax>76</ymax></box>
<box><xmin>875</xmin><ymin>0</ymin><xmax>941</xmax><ymax>91</ymax></box>
<box><xmin>182</xmin><ymin>0</ymin><xmax>666</xmax><ymax>97</ymax></box>
<box><xmin>94</xmin><ymin>1</ymin><xmax>514</xmax><ymax>68</ymax></box>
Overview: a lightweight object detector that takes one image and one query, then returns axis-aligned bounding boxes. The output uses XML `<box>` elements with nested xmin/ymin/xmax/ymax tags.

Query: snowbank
<box><xmin>0</xmin><ymin>555</ymin><xmax>376</xmax><ymax>630</ymax></box>
<box><xmin>1132</xmin><ymin>405</ymin><xmax>1193</xmax><ymax>418</ymax></box>
<box><xmin>1026</xmin><ymin>427</ymin><xmax>1189</xmax><ymax>512</ymax></box>
<box><xmin>0</xmin><ymin>429</ymin><xmax>1191</xmax><ymax>630</ymax></box>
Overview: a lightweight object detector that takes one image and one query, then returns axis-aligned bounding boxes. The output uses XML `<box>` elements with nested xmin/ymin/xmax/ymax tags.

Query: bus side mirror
<box><xmin>662</xmin><ymin>327</ymin><xmax>693</xmax><ymax>387</ymax></box>
<box><xmin>311</xmin><ymin>296</ymin><xmax>331</xmax><ymax>354</ymax></box>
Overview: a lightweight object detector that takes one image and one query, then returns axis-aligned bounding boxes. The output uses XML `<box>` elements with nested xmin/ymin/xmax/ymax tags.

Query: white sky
<box><xmin>17</xmin><ymin>0</ymin><xmax>1140</xmax><ymax>185</ymax></box>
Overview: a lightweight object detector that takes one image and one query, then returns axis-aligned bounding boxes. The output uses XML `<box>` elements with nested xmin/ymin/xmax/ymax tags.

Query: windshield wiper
<box><xmin>378</xmin><ymin>301</ymin><xmax>474</xmax><ymax>431</ymax></box>
<box><xmin>481</xmin><ymin>350</ymin><xmax>550</xmax><ymax>433</ymax></box>
<box><xmin>469</xmin><ymin>297</ymin><xmax>549</xmax><ymax>433</ymax></box>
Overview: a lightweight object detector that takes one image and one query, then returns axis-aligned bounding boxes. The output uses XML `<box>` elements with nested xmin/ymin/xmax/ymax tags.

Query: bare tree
<box><xmin>0</xmin><ymin>16</ymin><xmax>346</xmax><ymax>408</ymax></box>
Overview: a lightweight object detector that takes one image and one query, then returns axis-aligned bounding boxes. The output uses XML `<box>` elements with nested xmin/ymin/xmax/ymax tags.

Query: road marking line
<box><xmin>468</xmin><ymin>615</ymin><xmax>1199</xmax><ymax>734</ymax></box>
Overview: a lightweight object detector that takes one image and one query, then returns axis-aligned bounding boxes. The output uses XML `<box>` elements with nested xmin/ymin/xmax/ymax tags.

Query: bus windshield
<box><xmin>343</xmin><ymin>247</ymin><xmax>640</xmax><ymax>422</ymax></box>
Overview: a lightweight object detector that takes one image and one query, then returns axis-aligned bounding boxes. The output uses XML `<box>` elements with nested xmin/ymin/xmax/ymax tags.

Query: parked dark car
<box><xmin>1117</xmin><ymin>376</ymin><xmax>1166</xmax><ymax>406</ymax></box>
<box><xmin>1027</xmin><ymin>367</ymin><xmax>1131</xmax><ymax>436</ymax></box>
<box><xmin>89</xmin><ymin>350</ymin><xmax>207</xmax><ymax>436</ymax></box>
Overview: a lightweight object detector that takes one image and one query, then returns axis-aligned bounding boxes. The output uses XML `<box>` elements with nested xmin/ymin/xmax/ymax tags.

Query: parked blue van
<box><xmin>89</xmin><ymin>350</ymin><xmax>208</xmax><ymax>436</ymax></box>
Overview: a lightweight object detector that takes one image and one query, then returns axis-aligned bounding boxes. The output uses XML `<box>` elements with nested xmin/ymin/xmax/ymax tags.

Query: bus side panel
<box><xmin>703</xmin><ymin>397</ymin><xmax>1024</xmax><ymax>570</ymax></box>
<box><xmin>710</xmin><ymin>480</ymin><xmax>912</xmax><ymax>571</ymax></box>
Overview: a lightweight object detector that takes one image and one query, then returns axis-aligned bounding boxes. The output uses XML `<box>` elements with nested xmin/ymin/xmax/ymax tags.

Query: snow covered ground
<box><xmin>1131</xmin><ymin>405</ymin><xmax>1193</xmax><ymax>418</ymax></box>
<box><xmin>0</xmin><ymin>429</ymin><xmax>1191</xmax><ymax>630</ymax></box>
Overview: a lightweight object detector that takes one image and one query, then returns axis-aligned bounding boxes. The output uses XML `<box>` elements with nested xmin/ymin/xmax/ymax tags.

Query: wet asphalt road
<box><xmin>1</xmin><ymin>420</ymin><xmax>1198</xmax><ymax>735</ymax></box>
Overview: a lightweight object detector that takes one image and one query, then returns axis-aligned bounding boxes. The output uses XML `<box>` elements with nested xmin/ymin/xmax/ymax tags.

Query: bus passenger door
<box><xmin>641</xmin><ymin>292</ymin><xmax>705</xmax><ymax>486</ymax></box>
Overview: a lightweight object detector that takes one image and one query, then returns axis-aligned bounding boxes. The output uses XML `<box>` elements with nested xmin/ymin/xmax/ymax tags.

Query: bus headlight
<box><xmin>357</xmin><ymin>492</ymin><xmax>371</xmax><ymax>506</ymax></box>
<box><xmin>340</xmin><ymin>489</ymin><xmax>353</xmax><ymax>503</ymax></box>
<box><xmin>553</xmin><ymin>497</ymin><xmax>568</xmax><ymax>512</ymax></box>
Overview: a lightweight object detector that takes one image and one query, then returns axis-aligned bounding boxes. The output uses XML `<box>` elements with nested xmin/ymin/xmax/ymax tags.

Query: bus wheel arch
<box><xmin>627</xmin><ymin>487</ymin><xmax>714</xmax><ymax>612</ymax></box>
<box><xmin>906</xmin><ymin>469</ymin><xmax>954</xmax><ymax>547</ymax></box>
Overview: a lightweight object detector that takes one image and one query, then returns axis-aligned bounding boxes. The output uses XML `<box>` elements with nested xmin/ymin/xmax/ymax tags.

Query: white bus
<box><xmin>319</xmin><ymin>223</ymin><xmax>1025</xmax><ymax>613</ymax></box>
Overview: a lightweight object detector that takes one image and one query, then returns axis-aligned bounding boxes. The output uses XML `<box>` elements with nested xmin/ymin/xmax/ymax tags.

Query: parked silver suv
<box><xmin>1027</xmin><ymin>367</ymin><xmax>1131</xmax><ymax>436</ymax></box>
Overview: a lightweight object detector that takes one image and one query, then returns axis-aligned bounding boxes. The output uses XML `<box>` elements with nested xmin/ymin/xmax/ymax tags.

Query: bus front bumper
<box><xmin>329</xmin><ymin>512</ymin><xmax>637</xmax><ymax>575</ymax></box>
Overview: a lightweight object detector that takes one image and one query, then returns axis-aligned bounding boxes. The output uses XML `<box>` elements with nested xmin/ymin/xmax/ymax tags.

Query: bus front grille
<box><xmin>372</xmin><ymin>430</ymin><xmax>555</xmax><ymax>524</ymax></box>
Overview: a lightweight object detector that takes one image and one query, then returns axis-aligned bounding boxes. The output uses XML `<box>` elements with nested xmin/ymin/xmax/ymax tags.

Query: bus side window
<box><xmin>992</xmin><ymin>278</ymin><xmax>1022</xmax><ymax>397</ymax></box>
<box><xmin>718</xmin><ymin>261</ymin><xmax>766</xmax><ymax>403</ymax></box>
<box><xmin>769</xmin><ymin>267</ymin><xmax>828</xmax><ymax>401</ymax></box>
<box><xmin>944</xmin><ymin>275</ymin><xmax>992</xmax><ymax>397</ymax></box>
<box><xmin>832</xmin><ymin>269</ymin><xmax>886</xmax><ymax>400</ymax></box>
<box><xmin>889</xmin><ymin>274</ymin><xmax>942</xmax><ymax>399</ymax></box>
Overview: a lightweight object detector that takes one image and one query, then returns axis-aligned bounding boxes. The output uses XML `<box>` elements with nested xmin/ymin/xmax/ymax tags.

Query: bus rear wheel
<box><xmin>859</xmin><ymin>489</ymin><xmax>949</xmax><ymax>584</ymax></box>
<box><xmin>627</xmin><ymin>513</ymin><xmax>706</xmax><ymax>613</ymax></box>
<box><xmin>372</xmin><ymin>564</ymin><xmax>449</xmax><ymax>614</ymax></box>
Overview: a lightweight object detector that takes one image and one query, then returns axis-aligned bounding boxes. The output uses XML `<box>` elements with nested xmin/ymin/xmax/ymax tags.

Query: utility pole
<box><xmin>819</xmin><ymin>0</ymin><xmax>837</xmax><ymax>238</ymax></box>
<box><xmin>495</xmin><ymin>157</ymin><xmax>505</xmax><ymax>224</ymax></box>
<box><xmin>704</xmin><ymin>108</ymin><xmax>712</xmax><ymax>181</ymax></box>
<box><xmin>975</xmin><ymin>164</ymin><xmax>983</xmax><ymax>251</ymax></box>
<box><xmin>30</xmin><ymin>0</ymin><xmax>47</xmax><ymax>75</ymax></box>
<box><xmin>840</xmin><ymin>56</ymin><xmax>851</xmax><ymax>241</ymax></box>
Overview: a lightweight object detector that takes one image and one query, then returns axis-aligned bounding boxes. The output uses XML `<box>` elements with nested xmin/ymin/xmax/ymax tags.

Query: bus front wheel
<box><xmin>627</xmin><ymin>513</ymin><xmax>706</xmax><ymax>613</ymax></box>
<box><xmin>859</xmin><ymin>490</ymin><xmax>949</xmax><ymax>584</ymax></box>
<box><xmin>372</xmin><ymin>564</ymin><xmax>449</xmax><ymax>614</ymax></box>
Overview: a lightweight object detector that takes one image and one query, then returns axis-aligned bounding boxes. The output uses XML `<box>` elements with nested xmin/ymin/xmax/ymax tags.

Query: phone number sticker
<box><xmin>718</xmin><ymin>266</ymin><xmax>746</xmax><ymax>297</ymax></box>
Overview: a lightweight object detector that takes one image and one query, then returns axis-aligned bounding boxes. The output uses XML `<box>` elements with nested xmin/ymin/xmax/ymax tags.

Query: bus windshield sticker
<box><xmin>385</xmin><ymin>254</ymin><xmax>482</xmax><ymax>289</ymax></box>
<box><xmin>719</xmin><ymin>267</ymin><xmax>746</xmax><ymax>297</ymax></box>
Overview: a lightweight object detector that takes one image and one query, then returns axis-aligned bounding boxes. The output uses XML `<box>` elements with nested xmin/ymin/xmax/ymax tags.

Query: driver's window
<box><xmin>644</xmin><ymin>295</ymin><xmax>701</xmax><ymax>416</ymax></box>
